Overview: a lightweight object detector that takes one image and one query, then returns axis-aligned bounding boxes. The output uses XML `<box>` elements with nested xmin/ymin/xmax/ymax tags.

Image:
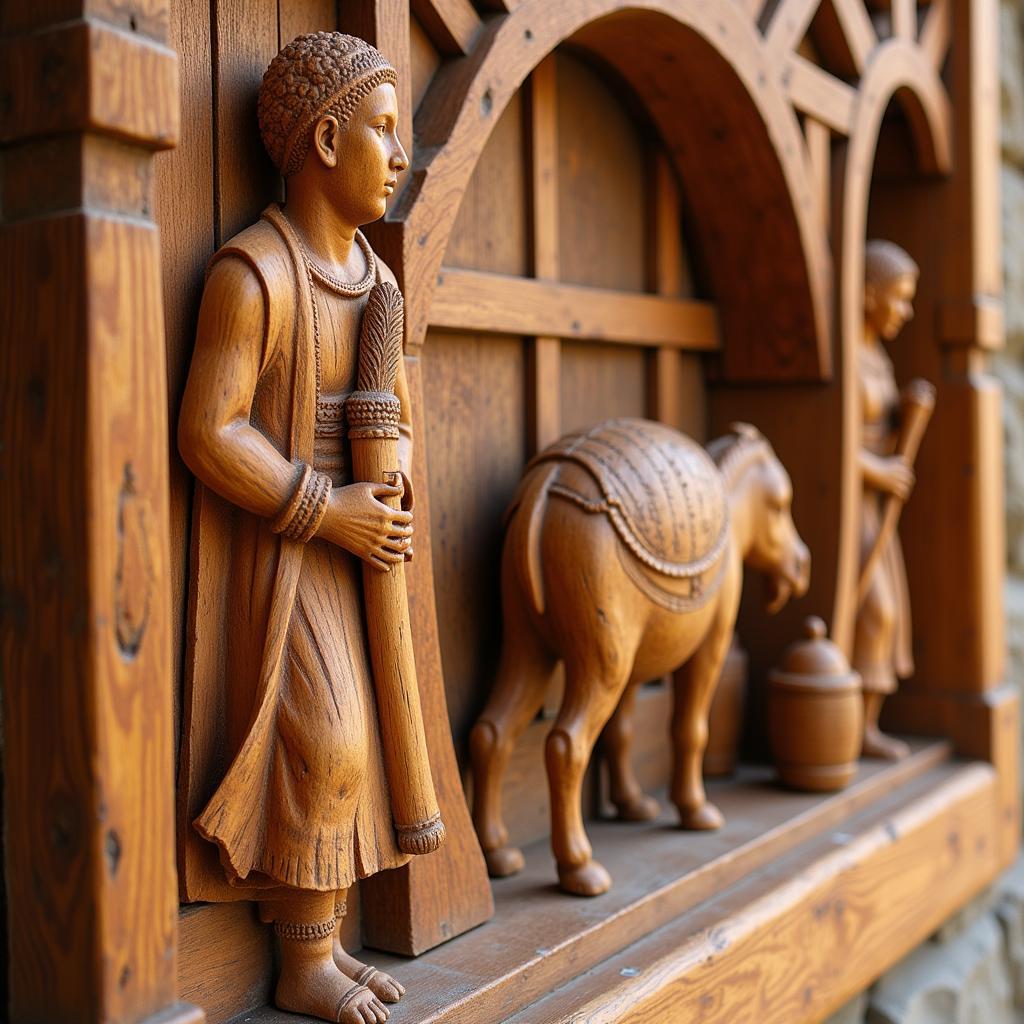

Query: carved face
<box><xmin>312</xmin><ymin>83</ymin><xmax>409</xmax><ymax>227</ymax></box>
<box><xmin>865</xmin><ymin>272</ymin><xmax>917</xmax><ymax>341</ymax></box>
<box><xmin>745</xmin><ymin>459</ymin><xmax>810</xmax><ymax>614</ymax></box>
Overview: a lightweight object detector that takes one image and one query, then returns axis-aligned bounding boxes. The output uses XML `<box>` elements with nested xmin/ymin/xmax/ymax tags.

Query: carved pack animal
<box><xmin>469</xmin><ymin>419</ymin><xmax>810</xmax><ymax>896</ymax></box>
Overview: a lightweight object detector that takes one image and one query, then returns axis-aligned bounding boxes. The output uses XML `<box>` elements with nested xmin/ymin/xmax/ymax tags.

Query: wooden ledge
<box><xmin>217</xmin><ymin>739</ymin><xmax>1013</xmax><ymax>1024</ymax></box>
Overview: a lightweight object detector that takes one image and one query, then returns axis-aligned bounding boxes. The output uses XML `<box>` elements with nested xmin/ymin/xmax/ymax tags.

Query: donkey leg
<box><xmin>547</xmin><ymin>657</ymin><xmax>630</xmax><ymax>897</ymax></box>
<box><xmin>602</xmin><ymin>681</ymin><xmax>660</xmax><ymax>822</ymax></box>
<box><xmin>670</xmin><ymin>623</ymin><xmax>733</xmax><ymax>830</ymax></box>
<box><xmin>470</xmin><ymin>598</ymin><xmax>557</xmax><ymax>878</ymax></box>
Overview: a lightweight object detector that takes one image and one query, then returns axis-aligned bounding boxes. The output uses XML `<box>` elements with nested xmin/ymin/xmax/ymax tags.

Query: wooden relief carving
<box><xmin>470</xmin><ymin>419</ymin><xmax>810</xmax><ymax>896</ymax></box>
<box><xmin>855</xmin><ymin>241</ymin><xmax>935</xmax><ymax>760</ymax></box>
<box><xmin>176</xmin><ymin>32</ymin><xmax>440</xmax><ymax>1022</ymax></box>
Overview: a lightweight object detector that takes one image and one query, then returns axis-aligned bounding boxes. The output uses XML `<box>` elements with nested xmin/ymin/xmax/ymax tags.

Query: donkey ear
<box><xmin>728</xmin><ymin>422</ymin><xmax>761</xmax><ymax>441</ymax></box>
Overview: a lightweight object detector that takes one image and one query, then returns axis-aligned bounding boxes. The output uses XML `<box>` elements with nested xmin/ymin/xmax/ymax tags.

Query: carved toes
<box><xmin>484</xmin><ymin>845</ymin><xmax>526</xmax><ymax>878</ymax></box>
<box><xmin>557</xmin><ymin>859</ymin><xmax>612</xmax><ymax>897</ymax></box>
<box><xmin>335</xmin><ymin>984</ymin><xmax>389</xmax><ymax>1024</ymax></box>
<box><xmin>862</xmin><ymin>727</ymin><xmax>910</xmax><ymax>761</ymax></box>
<box><xmin>355</xmin><ymin>965</ymin><xmax>405</xmax><ymax>1004</ymax></box>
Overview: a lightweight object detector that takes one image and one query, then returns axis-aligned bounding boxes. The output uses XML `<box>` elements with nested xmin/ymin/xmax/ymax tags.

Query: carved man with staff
<box><xmin>177</xmin><ymin>33</ymin><xmax>442</xmax><ymax>1024</ymax></box>
<box><xmin>854</xmin><ymin>240</ymin><xmax>934</xmax><ymax>760</ymax></box>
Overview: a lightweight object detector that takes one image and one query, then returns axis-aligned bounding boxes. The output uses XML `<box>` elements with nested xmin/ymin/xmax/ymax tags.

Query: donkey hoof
<box><xmin>485</xmin><ymin>845</ymin><xmax>525</xmax><ymax>878</ymax></box>
<box><xmin>558</xmin><ymin>859</ymin><xmax>612</xmax><ymax>897</ymax></box>
<box><xmin>676</xmin><ymin>801</ymin><xmax>724</xmax><ymax>831</ymax></box>
<box><xmin>613</xmin><ymin>793</ymin><xmax>661</xmax><ymax>822</ymax></box>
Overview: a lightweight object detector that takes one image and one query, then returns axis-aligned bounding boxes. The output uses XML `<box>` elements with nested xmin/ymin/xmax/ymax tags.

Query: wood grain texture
<box><xmin>431</xmin><ymin>268</ymin><xmax>720</xmax><ymax>350</ymax></box>
<box><xmin>154</xmin><ymin>0</ymin><xmax>214</xmax><ymax>761</ymax></box>
<box><xmin>503</xmin><ymin>762</ymin><xmax>998</xmax><ymax>1023</ymax></box>
<box><xmin>1</xmin><ymin>12</ymin><xmax>186</xmax><ymax>1022</ymax></box>
<box><xmin>410</xmin><ymin>0</ymin><xmax>482</xmax><ymax>56</ymax></box>
<box><xmin>232</xmin><ymin>743</ymin><xmax>954</xmax><ymax>1024</ymax></box>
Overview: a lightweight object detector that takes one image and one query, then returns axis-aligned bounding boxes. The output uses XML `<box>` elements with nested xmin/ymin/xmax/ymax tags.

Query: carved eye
<box><xmin>375</xmin><ymin>124</ymin><xmax>387</xmax><ymax>136</ymax></box>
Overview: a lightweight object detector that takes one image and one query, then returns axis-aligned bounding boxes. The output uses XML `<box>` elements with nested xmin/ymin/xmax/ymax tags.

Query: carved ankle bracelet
<box><xmin>273</xmin><ymin>917</ymin><xmax>338</xmax><ymax>942</ymax></box>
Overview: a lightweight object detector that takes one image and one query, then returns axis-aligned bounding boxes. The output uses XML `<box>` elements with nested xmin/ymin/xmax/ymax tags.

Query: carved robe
<box><xmin>853</xmin><ymin>341</ymin><xmax>914</xmax><ymax>694</ymax></box>
<box><xmin>178</xmin><ymin>206</ymin><xmax>409</xmax><ymax>901</ymax></box>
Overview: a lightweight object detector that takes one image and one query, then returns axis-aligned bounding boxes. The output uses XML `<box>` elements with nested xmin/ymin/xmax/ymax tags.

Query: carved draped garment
<box><xmin>177</xmin><ymin>206</ymin><xmax>409</xmax><ymax>901</ymax></box>
<box><xmin>853</xmin><ymin>341</ymin><xmax>914</xmax><ymax>694</ymax></box>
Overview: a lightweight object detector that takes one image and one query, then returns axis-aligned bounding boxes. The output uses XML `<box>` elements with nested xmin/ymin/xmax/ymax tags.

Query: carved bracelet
<box><xmin>270</xmin><ymin>463</ymin><xmax>332</xmax><ymax>542</ymax></box>
<box><xmin>273</xmin><ymin>917</ymin><xmax>338</xmax><ymax>942</ymax></box>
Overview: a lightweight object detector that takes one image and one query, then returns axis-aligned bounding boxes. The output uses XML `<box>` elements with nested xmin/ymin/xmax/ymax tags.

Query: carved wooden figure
<box><xmin>176</xmin><ymin>32</ymin><xmax>439</xmax><ymax>1024</ymax></box>
<box><xmin>855</xmin><ymin>241</ymin><xmax>934</xmax><ymax>761</ymax></box>
<box><xmin>470</xmin><ymin>420</ymin><xmax>810</xmax><ymax>896</ymax></box>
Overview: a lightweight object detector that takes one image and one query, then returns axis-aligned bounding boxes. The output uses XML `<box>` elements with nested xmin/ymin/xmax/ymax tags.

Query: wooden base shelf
<box><xmin>210</xmin><ymin>738</ymin><xmax>1007</xmax><ymax>1024</ymax></box>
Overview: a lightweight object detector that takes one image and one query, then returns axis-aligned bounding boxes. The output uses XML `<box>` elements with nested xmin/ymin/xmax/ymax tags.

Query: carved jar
<box><xmin>768</xmin><ymin>617</ymin><xmax>863</xmax><ymax>792</ymax></box>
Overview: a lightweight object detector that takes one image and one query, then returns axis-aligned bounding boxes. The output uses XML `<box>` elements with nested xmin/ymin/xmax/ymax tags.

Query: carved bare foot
<box><xmin>484</xmin><ymin>845</ymin><xmax>525</xmax><ymax>877</ymax></box>
<box><xmin>276</xmin><ymin>952</ymin><xmax>389</xmax><ymax>1024</ymax></box>
<box><xmin>557</xmin><ymin>858</ymin><xmax>612</xmax><ymax>897</ymax></box>
<box><xmin>611</xmin><ymin>792</ymin><xmax>661</xmax><ymax>822</ymax></box>
<box><xmin>862</xmin><ymin>725</ymin><xmax>910</xmax><ymax>761</ymax></box>
<box><xmin>676</xmin><ymin>801</ymin><xmax>724</xmax><ymax>831</ymax></box>
<box><xmin>333</xmin><ymin>942</ymin><xmax>405</xmax><ymax>1005</ymax></box>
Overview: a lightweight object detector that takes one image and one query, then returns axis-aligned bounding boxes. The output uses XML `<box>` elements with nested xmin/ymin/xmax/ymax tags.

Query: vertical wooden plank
<box><xmin>646</xmin><ymin>150</ymin><xmax>697</xmax><ymax>432</ymax></box>
<box><xmin>212</xmin><ymin>0</ymin><xmax>279</xmax><ymax>245</ymax></box>
<box><xmin>154</xmin><ymin>0</ymin><xmax>215</xmax><ymax>759</ymax></box>
<box><xmin>350</xmin><ymin>2</ymin><xmax>495</xmax><ymax>958</ymax></box>
<box><xmin>526</xmin><ymin>55</ymin><xmax>561</xmax><ymax>454</ymax></box>
<box><xmin>0</xmin><ymin>8</ymin><xmax>201</xmax><ymax>1024</ymax></box>
<box><xmin>278</xmin><ymin>0</ymin><xmax>336</xmax><ymax>45</ymax></box>
<box><xmin>890</xmin><ymin>0</ymin><xmax>916</xmax><ymax>41</ymax></box>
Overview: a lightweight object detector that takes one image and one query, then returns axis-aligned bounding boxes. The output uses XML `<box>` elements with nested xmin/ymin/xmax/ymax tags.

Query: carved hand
<box><xmin>868</xmin><ymin>453</ymin><xmax>915</xmax><ymax>501</ymax></box>
<box><xmin>320</xmin><ymin>481</ymin><xmax>414</xmax><ymax>571</ymax></box>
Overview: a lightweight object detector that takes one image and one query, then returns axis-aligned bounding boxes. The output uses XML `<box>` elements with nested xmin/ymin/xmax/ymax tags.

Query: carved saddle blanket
<box><xmin>529</xmin><ymin>418</ymin><xmax>728</xmax><ymax>581</ymax></box>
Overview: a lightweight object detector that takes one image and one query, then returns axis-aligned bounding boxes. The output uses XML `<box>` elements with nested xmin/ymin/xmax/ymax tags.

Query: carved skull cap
<box><xmin>258</xmin><ymin>31</ymin><xmax>398</xmax><ymax>178</ymax></box>
<box><xmin>864</xmin><ymin>239</ymin><xmax>919</xmax><ymax>290</ymax></box>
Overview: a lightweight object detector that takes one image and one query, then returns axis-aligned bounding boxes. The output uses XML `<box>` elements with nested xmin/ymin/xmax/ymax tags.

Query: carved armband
<box><xmin>270</xmin><ymin>463</ymin><xmax>332</xmax><ymax>542</ymax></box>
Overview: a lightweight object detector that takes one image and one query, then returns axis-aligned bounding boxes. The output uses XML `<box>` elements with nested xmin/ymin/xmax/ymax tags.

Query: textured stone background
<box><xmin>824</xmin><ymin>5</ymin><xmax>1024</xmax><ymax>1022</ymax></box>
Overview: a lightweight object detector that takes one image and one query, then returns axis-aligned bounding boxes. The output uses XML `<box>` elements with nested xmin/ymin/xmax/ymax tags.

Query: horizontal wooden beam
<box><xmin>785</xmin><ymin>53</ymin><xmax>856</xmax><ymax>135</ymax></box>
<box><xmin>430</xmin><ymin>268</ymin><xmax>721</xmax><ymax>350</ymax></box>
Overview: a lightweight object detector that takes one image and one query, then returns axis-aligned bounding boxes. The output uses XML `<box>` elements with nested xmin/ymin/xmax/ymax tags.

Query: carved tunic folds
<box><xmin>854</xmin><ymin>342</ymin><xmax>913</xmax><ymax>693</ymax></box>
<box><xmin>180</xmin><ymin>207</ymin><xmax>409</xmax><ymax>898</ymax></box>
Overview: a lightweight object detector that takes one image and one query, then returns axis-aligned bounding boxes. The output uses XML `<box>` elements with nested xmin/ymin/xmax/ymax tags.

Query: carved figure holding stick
<box><xmin>177</xmin><ymin>33</ymin><xmax>442</xmax><ymax>1023</ymax></box>
<box><xmin>855</xmin><ymin>240</ymin><xmax>934</xmax><ymax>760</ymax></box>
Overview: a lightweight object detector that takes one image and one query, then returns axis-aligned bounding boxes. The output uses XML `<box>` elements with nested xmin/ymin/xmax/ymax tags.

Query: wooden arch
<box><xmin>830</xmin><ymin>36</ymin><xmax>953</xmax><ymax>651</ymax></box>
<box><xmin>398</xmin><ymin>0</ymin><xmax>831</xmax><ymax>382</ymax></box>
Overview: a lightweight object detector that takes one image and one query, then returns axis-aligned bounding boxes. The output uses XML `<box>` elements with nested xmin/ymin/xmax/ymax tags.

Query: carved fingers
<box><xmin>325</xmin><ymin>482</ymin><xmax>414</xmax><ymax>571</ymax></box>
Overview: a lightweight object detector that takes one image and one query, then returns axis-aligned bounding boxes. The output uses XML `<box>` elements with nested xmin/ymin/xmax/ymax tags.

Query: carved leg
<box><xmin>670</xmin><ymin>628</ymin><xmax>731</xmax><ymax>830</ymax></box>
<box><xmin>274</xmin><ymin>891</ymin><xmax>389</xmax><ymax>1024</ymax></box>
<box><xmin>547</xmin><ymin>659</ymin><xmax>629</xmax><ymax>897</ymax></box>
<box><xmin>602</xmin><ymin>681</ymin><xmax>660</xmax><ymax>822</ymax></box>
<box><xmin>470</xmin><ymin>595</ymin><xmax>558</xmax><ymax>878</ymax></box>
<box><xmin>332</xmin><ymin>893</ymin><xmax>404</xmax><ymax>1004</ymax></box>
<box><xmin>862</xmin><ymin>692</ymin><xmax>911</xmax><ymax>760</ymax></box>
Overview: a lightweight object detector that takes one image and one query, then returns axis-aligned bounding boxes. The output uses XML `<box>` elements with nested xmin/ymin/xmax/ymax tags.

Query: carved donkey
<box><xmin>470</xmin><ymin>419</ymin><xmax>810</xmax><ymax>896</ymax></box>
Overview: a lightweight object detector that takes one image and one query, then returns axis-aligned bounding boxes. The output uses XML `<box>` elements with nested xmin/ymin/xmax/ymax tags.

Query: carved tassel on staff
<box><xmin>346</xmin><ymin>281</ymin><xmax>446</xmax><ymax>855</ymax></box>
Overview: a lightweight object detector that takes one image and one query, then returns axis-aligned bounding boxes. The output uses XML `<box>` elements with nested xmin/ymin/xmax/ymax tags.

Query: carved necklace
<box><xmin>298</xmin><ymin>229</ymin><xmax>376</xmax><ymax>297</ymax></box>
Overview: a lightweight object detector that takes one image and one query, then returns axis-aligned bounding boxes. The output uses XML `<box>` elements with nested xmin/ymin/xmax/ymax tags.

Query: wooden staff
<box><xmin>855</xmin><ymin>378</ymin><xmax>936</xmax><ymax>608</ymax></box>
<box><xmin>346</xmin><ymin>281</ymin><xmax>445</xmax><ymax>855</ymax></box>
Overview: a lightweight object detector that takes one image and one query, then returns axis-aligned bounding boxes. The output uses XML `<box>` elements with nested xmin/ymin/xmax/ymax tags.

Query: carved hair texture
<box><xmin>864</xmin><ymin>239</ymin><xmax>919</xmax><ymax>289</ymax></box>
<box><xmin>258</xmin><ymin>32</ymin><xmax>398</xmax><ymax>178</ymax></box>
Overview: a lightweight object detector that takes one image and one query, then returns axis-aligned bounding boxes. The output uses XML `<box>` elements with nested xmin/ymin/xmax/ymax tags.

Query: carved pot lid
<box><xmin>769</xmin><ymin>617</ymin><xmax>861</xmax><ymax>693</ymax></box>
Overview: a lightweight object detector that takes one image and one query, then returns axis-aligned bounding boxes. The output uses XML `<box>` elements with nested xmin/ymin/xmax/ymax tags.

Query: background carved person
<box><xmin>855</xmin><ymin>240</ymin><xmax>923</xmax><ymax>761</ymax></box>
<box><xmin>177</xmin><ymin>33</ymin><xmax>422</xmax><ymax>1024</ymax></box>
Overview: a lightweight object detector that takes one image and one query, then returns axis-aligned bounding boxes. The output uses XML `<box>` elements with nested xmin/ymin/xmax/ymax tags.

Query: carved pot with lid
<box><xmin>768</xmin><ymin>616</ymin><xmax>863</xmax><ymax>792</ymax></box>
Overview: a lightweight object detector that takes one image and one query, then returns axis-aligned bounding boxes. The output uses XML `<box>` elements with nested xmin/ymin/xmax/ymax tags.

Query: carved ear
<box><xmin>312</xmin><ymin>115</ymin><xmax>341</xmax><ymax>169</ymax></box>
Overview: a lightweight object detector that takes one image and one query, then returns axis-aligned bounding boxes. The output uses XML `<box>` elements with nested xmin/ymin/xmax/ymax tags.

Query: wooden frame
<box><xmin>1</xmin><ymin>2</ymin><xmax>1016</xmax><ymax>1022</ymax></box>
